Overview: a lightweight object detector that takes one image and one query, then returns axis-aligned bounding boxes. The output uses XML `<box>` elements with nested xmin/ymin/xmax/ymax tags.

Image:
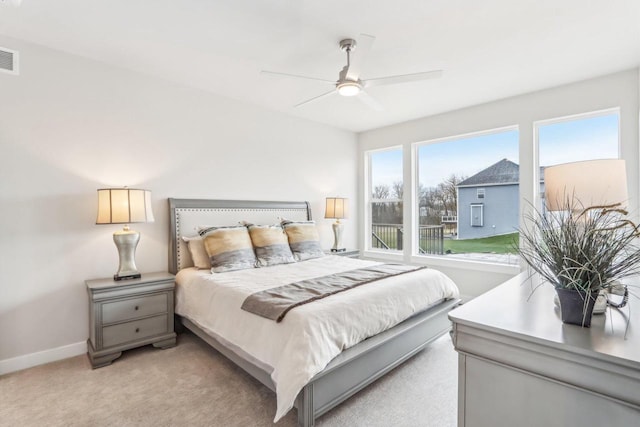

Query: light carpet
<box><xmin>0</xmin><ymin>331</ymin><xmax>457</xmax><ymax>426</ymax></box>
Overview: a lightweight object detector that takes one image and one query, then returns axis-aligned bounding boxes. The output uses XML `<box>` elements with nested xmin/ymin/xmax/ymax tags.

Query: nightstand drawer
<box><xmin>102</xmin><ymin>314</ymin><xmax>168</xmax><ymax>348</ymax></box>
<box><xmin>102</xmin><ymin>293</ymin><xmax>168</xmax><ymax>324</ymax></box>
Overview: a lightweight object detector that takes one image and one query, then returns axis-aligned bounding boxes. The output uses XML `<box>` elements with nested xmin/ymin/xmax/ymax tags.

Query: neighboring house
<box><xmin>457</xmin><ymin>159</ymin><xmax>545</xmax><ymax>240</ymax></box>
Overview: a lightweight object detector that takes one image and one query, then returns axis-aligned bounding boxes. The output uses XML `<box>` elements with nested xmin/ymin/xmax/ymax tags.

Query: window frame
<box><xmin>364</xmin><ymin>145</ymin><xmax>404</xmax><ymax>255</ymax></box>
<box><xmin>411</xmin><ymin>125</ymin><xmax>519</xmax><ymax>267</ymax></box>
<box><xmin>362</xmin><ymin>108</ymin><xmax>625</xmax><ymax>276</ymax></box>
<box><xmin>533</xmin><ymin>107</ymin><xmax>621</xmax><ymax>211</ymax></box>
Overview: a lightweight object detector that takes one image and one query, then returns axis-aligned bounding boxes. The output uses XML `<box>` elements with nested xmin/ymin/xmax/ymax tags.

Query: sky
<box><xmin>371</xmin><ymin>112</ymin><xmax>619</xmax><ymax>189</ymax></box>
<box><xmin>538</xmin><ymin>113</ymin><xmax>618</xmax><ymax>166</ymax></box>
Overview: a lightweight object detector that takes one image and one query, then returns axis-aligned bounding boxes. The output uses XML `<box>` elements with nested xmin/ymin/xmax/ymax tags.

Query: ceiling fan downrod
<box><xmin>337</xmin><ymin>38</ymin><xmax>362</xmax><ymax>96</ymax></box>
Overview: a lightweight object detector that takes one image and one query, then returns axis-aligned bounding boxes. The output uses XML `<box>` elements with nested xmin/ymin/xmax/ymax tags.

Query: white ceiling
<box><xmin>1</xmin><ymin>0</ymin><xmax>639</xmax><ymax>132</ymax></box>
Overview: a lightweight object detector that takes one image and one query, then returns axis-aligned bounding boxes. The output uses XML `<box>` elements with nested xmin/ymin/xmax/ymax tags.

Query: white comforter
<box><xmin>175</xmin><ymin>256</ymin><xmax>459</xmax><ymax>421</ymax></box>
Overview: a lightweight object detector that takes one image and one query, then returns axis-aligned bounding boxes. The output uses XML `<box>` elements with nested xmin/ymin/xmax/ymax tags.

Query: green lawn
<box><xmin>442</xmin><ymin>232</ymin><xmax>519</xmax><ymax>254</ymax></box>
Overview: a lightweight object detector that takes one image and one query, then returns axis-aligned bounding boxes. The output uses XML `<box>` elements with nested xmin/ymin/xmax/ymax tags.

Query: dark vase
<box><xmin>555</xmin><ymin>288</ymin><xmax>599</xmax><ymax>327</ymax></box>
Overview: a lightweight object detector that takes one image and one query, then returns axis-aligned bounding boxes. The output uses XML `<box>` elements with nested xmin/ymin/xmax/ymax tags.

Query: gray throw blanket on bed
<box><xmin>241</xmin><ymin>264</ymin><xmax>426</xmax><ymax>322</ymax></box>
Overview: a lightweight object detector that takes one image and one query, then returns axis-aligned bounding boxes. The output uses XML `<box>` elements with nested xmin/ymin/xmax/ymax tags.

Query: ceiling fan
<box><xmin>261</xmin><ymin>34</ymin><xmax>443</xmax><ymax>110</ymax></box>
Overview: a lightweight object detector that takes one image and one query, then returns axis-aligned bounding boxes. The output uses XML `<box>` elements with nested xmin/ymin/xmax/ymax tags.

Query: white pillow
<box><xmin>181</xmin><ymin>236</ymin><xmax>211</xmax><ymax>269</ymax></box>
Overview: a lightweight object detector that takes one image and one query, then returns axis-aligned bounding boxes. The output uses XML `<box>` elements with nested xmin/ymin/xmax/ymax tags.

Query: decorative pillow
<box><xmin>181</xmin><ymin>236</ymin><xmax>211</xmax><ymax>269</ymax></box>
<box><xmin>281</xmin><ymin>220</ymin><xmax>325</xmax><ymax>261</ymax></box>
<box><xmin>198</xmin><ymin>226</ymin><xmax>257</xmax><ymax>273</ymax></box>
<box><xmin>247</xmin><ymin>224</ymin><xmax>296</xmax><ymax>267</ymax></box>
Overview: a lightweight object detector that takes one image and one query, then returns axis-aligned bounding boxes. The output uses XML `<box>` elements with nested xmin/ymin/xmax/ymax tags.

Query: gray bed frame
<box><xmin>168</xmin><ymin>198</ymin><xmax>460</xmax><ymax>427</ymax></box>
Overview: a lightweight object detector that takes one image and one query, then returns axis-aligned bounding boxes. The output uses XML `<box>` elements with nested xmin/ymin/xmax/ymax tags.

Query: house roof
<box><xmin>458</xmin><ymin>159</ymin><xmax>519</xmax><ymax>186</ymax></box>
<box><xmin>458</xmin><ymin>159</ymin><xmax>546</xmax><ymax>187</ymax></box>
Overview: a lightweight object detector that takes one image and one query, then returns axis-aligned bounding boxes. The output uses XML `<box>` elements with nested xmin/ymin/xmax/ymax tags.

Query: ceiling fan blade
<box><xmin>346</xmin><ymin>33</ymin><xmax>375</xmax><ymax>80</ymax></box>
<box><xmin>357</xmin><ymin>91</ymin><xmax>384</xmax><ymax>111</ymax></box>
<box><xmin>294</xmin><ymin>89</ymin><xmax>336</xmax><ymax>108</ymax></box>
<box><xmin>261</xmin><ymin>70</ymin><xmax>335</xmax><ymax>84</ymax></box>
<box><xmin>364</xmin><ymin>70</ymin><xmax>443</xmax><ymax>88</ymax></box>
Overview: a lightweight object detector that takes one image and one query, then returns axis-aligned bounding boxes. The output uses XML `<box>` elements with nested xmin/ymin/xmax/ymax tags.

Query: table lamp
<box><xmin>325</xmin><ymin>197</ymin><xmax>348</xmax><ymax>252</ymax></box>
<box><xmin>96</xmin><ymin>188</ymin><xmax>154</xmax><ymax>281</ymax></box>
<box><xmin>544</xmin><ymin>159</ymin><xmax>628</xmax><ymax>212</ymax></box>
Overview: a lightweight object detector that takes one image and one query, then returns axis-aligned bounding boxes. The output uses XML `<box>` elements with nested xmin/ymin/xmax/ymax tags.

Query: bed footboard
<box><xmin>296</xmin><ymin>298</ymin><xmax>460</xmax><ymax>426</ymax></box>
<box><xmin>179</xmin><ymin>298</ymin><xmax>459</xmax><ymax>427</ymax></box>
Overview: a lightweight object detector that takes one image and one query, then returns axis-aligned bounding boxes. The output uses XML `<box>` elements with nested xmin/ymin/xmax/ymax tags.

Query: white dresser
<box><xmin>449</xmin><ymin>273</ymin><xmax>640</xmax><ymax>427</ymax></box>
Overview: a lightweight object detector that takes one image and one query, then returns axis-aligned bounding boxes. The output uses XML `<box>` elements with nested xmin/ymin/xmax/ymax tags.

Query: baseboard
<box><xmin>0</xmin><ymin>341</ymin><xmax>86</xmax><ymax>376</ymax></box>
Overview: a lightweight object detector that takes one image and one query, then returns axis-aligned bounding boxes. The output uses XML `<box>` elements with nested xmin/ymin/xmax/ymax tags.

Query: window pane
<box><xmin>370</xmin><ymin>149</ymin><xmax>403</xmax><ymax>251</ymax></box>
<box><xmin>417</xmin><ymin>129</ymin><xmax>519</xmax><ymax>264</ymax></box>
<box><xmin>538</xmin><ymin>111</ymin><xmax>619</xmax><ymax>211</ymax></box>
<box><xmin>539</xmin><ymin>113</ymin><xmax>618</xmax><ymax>167</ymax></box>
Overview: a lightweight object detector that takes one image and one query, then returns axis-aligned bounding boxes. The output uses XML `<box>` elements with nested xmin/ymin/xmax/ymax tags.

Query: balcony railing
<box><xmin>372</xmin><ymin>224</ymin><xmax>403</xmax><ymax>250</ymax></box>
<box><xmin>419</xmin><ymin>225</ymin><xmax>444</xmax><ymax>255</ymax></box>
<box><xmin>371</xmin><ymin>223</ymin><xmax>444</xmax><ymax>255</ymax></box>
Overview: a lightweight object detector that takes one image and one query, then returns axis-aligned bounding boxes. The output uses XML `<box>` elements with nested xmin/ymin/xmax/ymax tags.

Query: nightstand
<box><xmin>325</xmin><ymin>249</ymin><xmax>360</xmax><ymax>258</ymax></box>
<box><xmin>86</xmin><ymin>272</ymin><xmax>177</xmax><ymax>368</ymax></box>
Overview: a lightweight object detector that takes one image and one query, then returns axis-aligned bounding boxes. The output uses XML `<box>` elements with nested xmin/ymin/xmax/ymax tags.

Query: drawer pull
<box><xmin>134</xmin><ymin>305</ymin><xmax>139</xmax><ymax>311</ymax></box>
<box><xmin>135</xmin><ymin>328</ymin><xmax>140</xmax><ymax>333</ymax></box>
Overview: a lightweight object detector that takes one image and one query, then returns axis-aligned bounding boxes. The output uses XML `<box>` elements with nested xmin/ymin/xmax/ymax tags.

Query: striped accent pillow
<box><xmin>281</xmin><ymin>220</ymin><xmax>325</xmax><ymax>261</ymax></box>
<box><xmin>247</xmin><ymin>224</ymin><xmax>296</xmax><ymax>267</ymax></box>
<box><xmin>198</xmin><ymin>226</ymin><xmax>257</xmax><ymax>273</ymax></box>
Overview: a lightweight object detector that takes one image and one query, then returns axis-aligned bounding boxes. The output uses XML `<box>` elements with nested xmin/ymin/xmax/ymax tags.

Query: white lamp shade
<box><xmin>96</xmin><ymin>188</ymin><xmax>155</xmax><ymax>224</ymax></box>
<box><xmin>544</xmin><ymin>159</ymin><xmax>628</xmax><ymax>211</ymax></box>
<box><xmin>325</xmin><ymin>197</ymin><xmax>348</xmax><ymax>219</ymax></box>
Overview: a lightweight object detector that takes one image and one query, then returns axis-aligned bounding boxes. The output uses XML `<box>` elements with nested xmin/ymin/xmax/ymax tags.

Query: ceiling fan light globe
<box><xmin>337</xmin><ymin>82</ymin><xmax>361</xmax><ymax>97</ymax></box>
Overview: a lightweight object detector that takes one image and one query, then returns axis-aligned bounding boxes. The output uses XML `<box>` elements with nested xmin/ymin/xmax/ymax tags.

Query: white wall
<box><xmin>0</xmin><ymin>36</ymin><xmax>357</xmax><ymax>370</ymax></box>
<box><xmin>359</xmin><ymin>69</ymin><xmax>640</xmax><ymax>299</ymax></box>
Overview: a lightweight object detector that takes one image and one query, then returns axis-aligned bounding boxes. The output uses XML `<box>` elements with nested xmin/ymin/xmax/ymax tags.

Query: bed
<box><xmin>168</xmin><ymin>198</ymin><xmax>461</xmax><ymax>426</ymax></box>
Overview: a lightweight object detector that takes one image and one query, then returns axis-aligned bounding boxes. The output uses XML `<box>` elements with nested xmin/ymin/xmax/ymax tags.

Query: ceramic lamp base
<box><xmin>331</xmin><ymin>221</ymin><xmax>345</xmax><ymax>252</ymax></box>
<box><xmin>113</xmin><ymin>228</ymin><xmax>141</xmax><ymax>281</ymax></box>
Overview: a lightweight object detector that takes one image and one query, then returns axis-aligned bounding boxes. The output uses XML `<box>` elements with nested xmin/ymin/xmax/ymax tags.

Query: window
<box><xmin>363</xmin><ymin>109</ymin><xmax>622</xmax><ymax>268</ymax></box>
<box><xmin>537</xmin><ymin>109</ymin><xmax>619</xmax><ymax>206</ymax></box>
<box><xmin>416</xmin><ymin>127</ymin><xmax>519</xmax><ymax>264</ymax></box>
<box><xmin>367</xmin><ymin>148</ymin><xmax>403</xmax><ymax>251</ymax></box>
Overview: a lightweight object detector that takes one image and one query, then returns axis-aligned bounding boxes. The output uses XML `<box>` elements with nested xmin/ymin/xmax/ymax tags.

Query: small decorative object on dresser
<box><xmin>517</xmin><ymin>159</ymin><xmax>637</xmax><ymax>327</ymax></box>
<box><xmin>96</xmin><ymin>187</ymin><xmax>154</xmax><ymax>281</ymax></box>
<box><xmin>86</xmin><ymin>272</ymin><xmax>177</xmax><ymax>368</ymax></box>
<box><xmin>325</xmin><ymin>197</ymin><xmax>348</xmax><ymax>252</ymax></box>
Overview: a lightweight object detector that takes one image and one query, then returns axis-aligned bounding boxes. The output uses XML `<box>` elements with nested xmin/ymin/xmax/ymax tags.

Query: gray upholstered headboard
<box><xmin>168</xmin><ymin>198</ymin><xmax>312</xmax><ymax>274</ymax></box>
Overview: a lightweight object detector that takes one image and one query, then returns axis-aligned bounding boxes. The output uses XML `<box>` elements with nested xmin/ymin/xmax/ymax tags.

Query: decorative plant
<box><xmin>516</xmin><ymin>198</ymin><xmax>640</xmax><ymax>327</ymax></box>
<box><xmin>517</xmin><ymin>198</ymin><xmax>640</xmax><ymax>293</ymax></box>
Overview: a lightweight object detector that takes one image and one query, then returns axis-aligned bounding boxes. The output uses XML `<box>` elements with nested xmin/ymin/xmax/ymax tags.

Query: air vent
<box><xmin>0</xmin><ymin>47</ymin><xmax>18</xmax><ymax>75</ymax></box>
